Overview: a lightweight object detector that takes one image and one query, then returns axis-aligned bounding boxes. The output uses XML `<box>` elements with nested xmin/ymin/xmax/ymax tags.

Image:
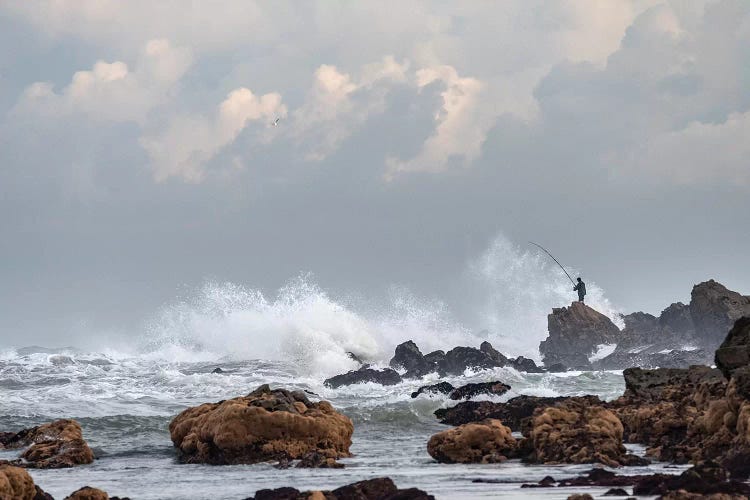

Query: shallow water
<box><xmin>0</xmin><ymin>348</ymin><xmax>687</xmax><ymax>499</ymax></box>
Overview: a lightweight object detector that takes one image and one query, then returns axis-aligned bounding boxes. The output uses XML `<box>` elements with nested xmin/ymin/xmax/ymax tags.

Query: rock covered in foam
<box><xmin>0</xmin><ymin>419</ymin><xmax>94</xmax><ymax>469</ymax></box>
<box><xmin>427</xmin><ymin>419</ymin><xmax>516</xmax><ymax>464</ymax></box>
<box><xmin>169</xmin><ymin>384</ymin><xmax>353</xmax><ymax>465</ymax></box>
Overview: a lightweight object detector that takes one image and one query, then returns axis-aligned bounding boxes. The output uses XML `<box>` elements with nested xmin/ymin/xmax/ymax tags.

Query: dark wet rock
<box><xmin>423</xmin><ymin>350</ymin><xmax>445</xmax><ymax>364</ymax></box>
<box><xmin>539</xmin><ymin>302</ymin><xmax>620</xmax><ymax>369</ymax></box>
<box><xmin>622</xmin><ymin>366</ymin><xmax>724</xmax><ymax>401</ymax></box>
<box><xmin>690</xmin><ymin>280</ymin><xmax>750</xmax><ymax>351</ymax></box>
<box><xmin>437</xmin><ymin>345</ymin><xmax>504</xmax><ymax>376</ymax></box>
<box><xmin>434</xmin><ymin>395</ymin><xmax>603</xmax><ymax>431</ymax></box>
<box><xmin>410</xmin><ymin>382</ymin><xmax>454</xmax><ymax>399</ymax></box>
<box><xmin>0</xmin><ymin>419</ymin><xmax>94</xmax><ymax>469</ymax></box>
<box><xmin>567</xmin><ymin>495</ymin><xmax>594</xmax><ymax>500</ymax></box>
<box><xmin>324</xmin><ymin>367</ymin><xmax>402</xmax><ymax>388</ymax></box>
<box><xmin>64</xmin><ymin>486</ymin><xmax>110</xmax><ymax>500</ymax></box>
<box><xmin>511</xmin><ymin>356</ymin><xmax>544</xmax><ymax>372</ymax></box>
<box><xmin>595</xmin><ymin>346</ymin><xmax>711</xmax><ymax>371</ymax></box>
<box><xmin>211</xmin><ymin>367</ymin><xmax>224</xmax><ymax>374</ymax></box>
<box><xmin>603</xmin><ymin>488</ymin><xmax>630</xmax><ymax>496</ymax></box>
<box><xmin>245</xmin><ymin>477</ymin><xmax>435</xmax><ymax>500</ymax></box>
<box><xmin>479</xmin><ymin>341</ymin><xmax>510</xmax><ymax>365</ymax></box>
<box><xmin>448</xmin><ymin>381</ymin><xmax>510</xmax><ymax>400</ymax></box>
<box><xmin>715</xmin><ymin>316</ymin><xmax>750</xmax><ymax>379</ymax></box>
<box><xmin>427</xmin><ymin>419</ymin><xmax>516</xmax><ymax>464</ymax></box>
<box><xmin>389</xmin><ymin>341</ymin><xmax>428</xmax><ymax>372</ymax></box>
<box><xmin>660</xmin><ymin>302</ymin><xmax>696</xmax><ymax>337</ymax></box>
<box><xmin>169</xmin><ymin>384</ymin><xmax>353</xmax><ymax>465</ymax></box>
<box><xmin>632</xmin><ymin>461</ymin><xmax>750</xmax><ymax>497</ymax></box>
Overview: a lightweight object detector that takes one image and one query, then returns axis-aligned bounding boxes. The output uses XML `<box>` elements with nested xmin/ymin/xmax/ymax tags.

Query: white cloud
<box><xmin>385</xmin><ymin>65</ymin><xmax>493</xmax><ymax>179</ymax></box>
<box><xmin>141</xmin><ymin>88</ymin><xmax>286</xmax><ymax>182</ymax></box>
<box><xmin>293</xmin><ymin>56</ymin><xmax>409</xmax><ymax>161</ymax></box>
<box><xmin>16</xmin><ymin>39</ymin><xmax>191</xmax><ymax>123</ymax></box>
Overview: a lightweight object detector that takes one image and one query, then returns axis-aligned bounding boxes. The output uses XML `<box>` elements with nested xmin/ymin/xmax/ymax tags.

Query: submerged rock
<box><xmin>0</xmin><ymin>419</ymin><xmax>94</xmax><ymax>469</ymax></box>
<box><xmin>323</xmin><ymin>367</ymin><xmax>402</xmax><ymax>388</ymax></box>
<box><xmin>245</xmin><ymin>477</ymin><xmax>435</xmax><ymax>500</ymax></box>
<box><xmin>540</xmin><ymin>302</ymin><xmax>620</xmax><ymax>369</ymax></box>
<box><xmin>169</xmin><ymin>384</ymin><xmax>353</xmax><ymax>465</ymax></box>
<box><xmin>427</xmin><ymin>419</ymin><xmax>516</xmax><ymax>464</ymax></box>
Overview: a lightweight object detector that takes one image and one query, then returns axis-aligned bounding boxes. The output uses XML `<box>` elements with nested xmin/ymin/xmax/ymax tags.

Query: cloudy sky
<box><xmin>1</xmin><ymin>1</ymin><xmax>748</xmax><ymax>346</ymax></box>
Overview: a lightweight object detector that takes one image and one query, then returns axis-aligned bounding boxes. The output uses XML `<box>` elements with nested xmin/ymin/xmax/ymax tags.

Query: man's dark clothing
<box><xmin>574</xmin><ymin>280</ymin><xmax>586</xmax><ymax>302</ymax></box>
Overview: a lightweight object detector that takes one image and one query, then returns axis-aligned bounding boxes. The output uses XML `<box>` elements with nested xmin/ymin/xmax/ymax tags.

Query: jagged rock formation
<box><xmin>540</xmin><ymin>302</ymin><xmax>620</xmax><ymax>369</ymax></box>
<box><xmin>715</xmin><ymin>316</ymin><xmax>750</xmax><ymax>379</ymax></box>
<box><xmin>169</xmin><ymin>384</ymin><xmax>353</xmax><ymax>465</ymax></box>
<box><xmin>427</xmin><ymin>419</ymin><xmax>516</xmax><ymax>464</ymax></box>
<box><xmin>0</xmin><ymin>419</ymin><xmax>94</xmax><ymax>469</ymax></box>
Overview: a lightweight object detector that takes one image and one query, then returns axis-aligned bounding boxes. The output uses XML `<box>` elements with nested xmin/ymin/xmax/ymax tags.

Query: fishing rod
<box><xmin>528</xmin><ymin>241</ymin><xmax>576</xmax><ymax>285</ymax></box>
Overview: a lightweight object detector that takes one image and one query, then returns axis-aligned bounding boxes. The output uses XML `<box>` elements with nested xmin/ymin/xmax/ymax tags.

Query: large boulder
<box><xmin>448</xmin><ymin>381</ymin><xmax>510</xmax><ymax>400</ymax></box>
<box><xmin>522</xmin><ymin>398</ymin><xmax>629</xmax><ymax>467</ymax></box>
<box><xmin>690</xmin><ymin>280</ymin><xmax>750</xmax><ymax>351</ymax></box>
<box><xmin>539</xmin><ymin>302</ymin><xmax>620</xmax><ymax>369</ymax></box>
<box><xmin>715</xmin><ymin>317</ymin><xmax>750</xmax><ymax>379</ymax></box>
<box><xmin>64</xmin><ymin>487</ymin><xmax>110</xmax><ymax>500</ymax></box>
<box><xmin>246</xmin><ymin>477</ymin><xmax>435</xmax><ymax>500</ymax></box>
<box><xmin>437</xmin><ymin>345</ymin><xmax>505</xmax><ymax>375</ymax></box>
<box><xmin>389</xmin><ymin>341</ymin><xmax>428</xmax><ymax>372</ymax></box>
<box><xmin>427</xmin><ymin>419</ymin><xmax>516</xmax><ymax>464</ymax></box>
<box><xmin>0</xmin><ymin>419</ymin><xmax>94</xmax><ymax>469</ymax></box>
<box><xmin>324</xmin><ymin>367</ymin><xmax>402</xmax><ymax>388</ymax></box>
<box><xmin>169</xmin><ymin>384</ymin><xmax>353</xmax><ymax>465</ymax></box>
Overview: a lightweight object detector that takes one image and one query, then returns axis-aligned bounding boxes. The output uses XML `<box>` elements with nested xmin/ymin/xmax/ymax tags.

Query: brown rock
<box><xmin>169</xmin><ymin>384</ymin><xmax>353</xmax><ymax>465</ymax></box>
<box><xmin>540</xmin><ymin>302</ymin><xmax>620</xmax><ymax>369</ymax></box>
<box><xmin>427</xmin><ymin>419</ymin><xmax>516</xmax><ymax>464</ymax></box>
<box><xmin>567</xmin><ymin>495</ymin><xmax>594</xmax><ymax>500</ymax></box>
<box><xmin>245</xmin><ymin>477</ymin><xmax>435</xmax><ymax>499</ymax></box>
<box><xmin>64</xmin><ymin>486</ymin><xmax>109</xmax><ymax>500</ymax></box>
<box><xmin>524</xmin><ymin>399</ymin><xmax>628</xmax><ymax>466</ymax></box>
<box><xmin>0</xmin><ymin>419</ymin><xmax>94</xmax><ymax>469</ymax></box>
<box><xmin>0</xmin><ymin>465</ymin><xmax>36</xmax><ymax>500</ymax></box>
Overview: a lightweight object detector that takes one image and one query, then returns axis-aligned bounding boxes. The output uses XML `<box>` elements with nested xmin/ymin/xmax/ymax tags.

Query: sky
<box><xmin>1</xmin><ymin>1</ymin><xmax>749</xmax><ymax>346</ymax></box>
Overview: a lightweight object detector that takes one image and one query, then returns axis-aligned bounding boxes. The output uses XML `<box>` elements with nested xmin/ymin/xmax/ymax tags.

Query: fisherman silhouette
<box><xmin>573</xmin><ymin>277</ymin><xmax>586</xmax><ymax>303</ymax></box>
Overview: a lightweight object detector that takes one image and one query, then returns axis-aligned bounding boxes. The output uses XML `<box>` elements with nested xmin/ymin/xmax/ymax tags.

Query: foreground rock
<box><xmin>0</xmin><ymin>419</ymin><xmax>94</xmax><ymax>469</ymax></box>
<box><xmin>427</xmin><ymin>419</ymin><xmax>516</xmax><ymax>464</ymax></box>
<box><xmin>522</xmin><ymin>398</ymin><xmax>639</xmax><ymax>467</ymax></box>
<box><xmin>169</xmin><ymin>384</ymin><xmax>353</xmax><ymax>465</ymax></box>
<box><xmin>539</xmin><ymin>302</ymin><xmax>620</xmax><ymax>369</ymax></box>
<box><xmin>0</xmin><ymin>465</ymin><xmax>38</xmax><ymax>500</ymax></box>
<box><xmin>715</xmin><ymin>316</ymin><xmax>750</xmax><ymax>379</ymax></box>
<box><xmin>64</xmin><ymin>487</ymin><xmax>110</xmax><ymax>500</ymax></box>
<box><xmin>245</xmin><ymin>477</ymin><xmax>435</xmax><ymax>500</ymax></box>
<box><xmin>323</xmin><ymin>367</ymin><xmax>402</xmax><ymax>388</ymax></box>
<box><xmin>434</xmin><ymin>395</ymin><xmax>603</xmax><ymax>431</ymax></box>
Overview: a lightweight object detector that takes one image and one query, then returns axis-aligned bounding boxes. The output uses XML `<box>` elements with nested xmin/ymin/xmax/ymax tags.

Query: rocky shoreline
<box><xmin>2</xmin><ymin>279</ymin><xmax>749</xmax><ymax>499</ymax></box>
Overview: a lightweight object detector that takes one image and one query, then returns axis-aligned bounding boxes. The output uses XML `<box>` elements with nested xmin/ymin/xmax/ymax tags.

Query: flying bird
<box><xmin>271</xmin><ymin>117</ymin><xmax>280</xmax><ymax>127</ymax></box>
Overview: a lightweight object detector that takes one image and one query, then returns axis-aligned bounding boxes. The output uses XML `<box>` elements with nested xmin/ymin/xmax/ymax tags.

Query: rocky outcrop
<box><xmin>0</xmin><ymin>419</ymin><xmax>94</xmax><ymax>469</ymax></box>
<box><xmin>715</xmin><ymin>317</ymin><xmax>750</xmax><ymax>379</ymax></box>
<box><xmin>169</xmin><ymin>384</ymin><xmax>353</xmax><ymax>465</ymax></box>
<box><xmin>324</xmin><ymin>367</ymin><xmax>401</xmax><ymax>388</ymax></box>
<box><xmin>427</xmin><ymin>419</ymin><xmax>516</xmax><ymax>464</ymax></box>
<box><xmin>0</xmin><ymin>465</ymin><xmax>37</xmax><ymax>500</ymax></box>
<box><xmin>246</xmin><ymin>477</ymin><xmax>435</xmax><ymax>500</ymax></box>
<box><xmin>436</xmin><ymin>345</ymin><xmax>505</xmax><ymax>375</ymax></box>
<box><xmin>522</xmin><ymin>398</ymin><xmax>632</xmax><ymax>467</ymax></box>
<box><xmin>540</xmin><ymin>302</ymin><xmax>620</xmax><ymax>369</ymax></box>
<box><xmin>389</xmin><ymin>341</ymin><xmax>430</xmax><ymax>374</ymax></box>
<box><xmin>434</xmin><ymin>395</ymin><xmax>603</xmax><ymax>431</ymax></box>
<box><xmin>690</xmin><ymin>280</ymin><xmax>750</xmax><ymax>351</ymax></box>
<box><xmin>448</xmin><ymin>381</ymin><xmax>510</xmax><ymax>400</ymax></box>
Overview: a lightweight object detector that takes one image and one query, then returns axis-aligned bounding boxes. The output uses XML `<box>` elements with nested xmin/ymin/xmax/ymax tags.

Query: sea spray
<box><xmin>463</xmin><ymin>234</ymin><xmax>623</xmax><ymax>360</ymax></box>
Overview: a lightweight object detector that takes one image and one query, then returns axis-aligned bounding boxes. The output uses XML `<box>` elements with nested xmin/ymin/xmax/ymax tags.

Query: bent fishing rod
<box><xmin>528</xmin><ymin>241</ymin><xmax>576</xmax><ymax>285</ymax></box>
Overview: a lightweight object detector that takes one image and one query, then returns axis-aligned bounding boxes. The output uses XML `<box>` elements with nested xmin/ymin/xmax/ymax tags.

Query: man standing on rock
<box><xmin>574</xmin><ymin>277</ymin><xmax>586</xmax><ymax>303</ymax></box>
